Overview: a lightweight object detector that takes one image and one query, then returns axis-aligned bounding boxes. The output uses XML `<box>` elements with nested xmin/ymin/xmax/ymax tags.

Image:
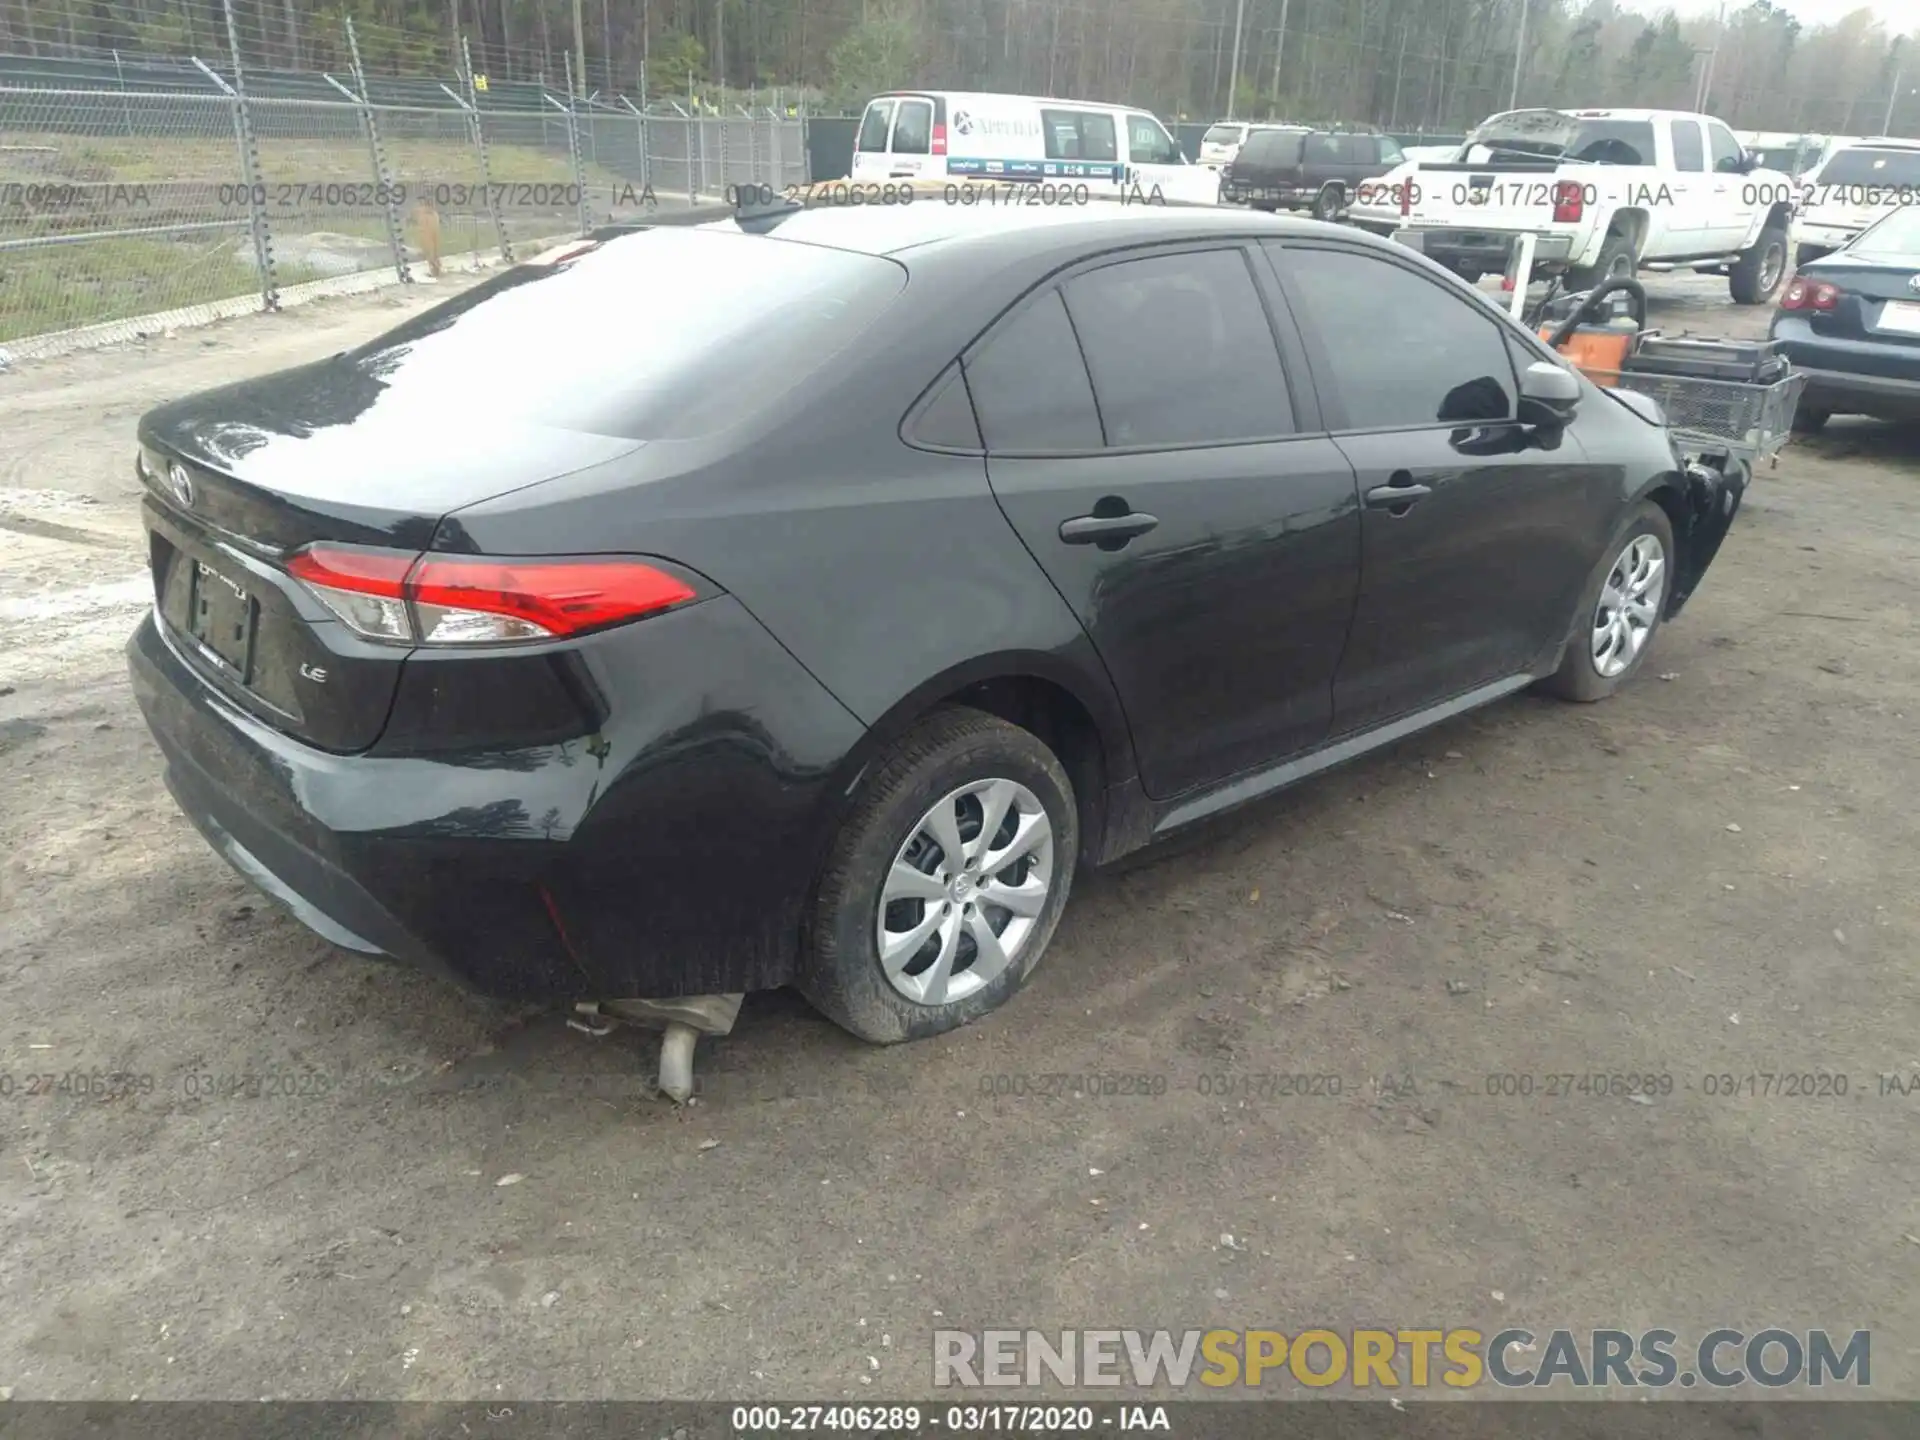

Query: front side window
<box><xmin>1126</xmin><ymin>114</ymin><xmax>1180</xmax><ymax>165</ymax></box>
<box><xmin>1707</xmin><ymin>123</ymin><xmax>1745</xmax><ymax>175</ymax></box>
<box><xmin>1061</xmin><ymin>249</ymin><xmax>1294</xmax><ymax>448</ymax></box>
<box><xmin>1271</xmin><ymin>245</ymin><xmax>1517</xmax><ymax>430</ymax></box>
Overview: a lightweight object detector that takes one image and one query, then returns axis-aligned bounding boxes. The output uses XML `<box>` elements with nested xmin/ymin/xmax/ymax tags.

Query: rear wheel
<box><xmin>798</xmin><ymin>708</ymin><xmax>1078</xmax><ymax>1044</ymax></box>
<box><xmin>1729</xmin><ymin>223</ymin><xmax>1788</xmax><ymax>304</ymax></box>
<box><xmin>1792</xmin><ymin>402</ymin><xmax>1831</xmax><ymax>434</ymax></box>
<box><xmin>1538</xmin><ymin>502</ymin><xmax>1675</xmax><ymax>703</ymax></box>
<box><xmin>1567</xmin><ymin>231</ymin><xmax>1636</xmax><ymax>292</ymax></box>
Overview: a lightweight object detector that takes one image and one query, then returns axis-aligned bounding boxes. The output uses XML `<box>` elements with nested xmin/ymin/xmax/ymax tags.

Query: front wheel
<box><xmin>1311</xmin><ymin>183</ymin><xmax>1345</xmax><ymax>221</ymax></box>
<box><xmin>798</xmin><ymin>708</ymin><xmax>1079</xmax><ymax>1044</ymax></box>
<box><xmin>1537</xmin><ymin>501</ymin><xmax>1676</xmax><ymax>703</ymax></box>
<box><xmin>1730</xmin><ymin>224</ymin><xmax>1788</xmax><ymax>304</ymax></box>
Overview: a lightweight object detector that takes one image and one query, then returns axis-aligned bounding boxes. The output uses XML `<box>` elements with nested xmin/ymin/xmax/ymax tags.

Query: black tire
<box><xmin>1729</xmin><ymin>223</ymin><xmax>1788</xmax><ymax>304</ymax></box>
<box><xmin>1537</xmin><ymin>501</ymin><xmax>1676</xmax><ymax>704</ymax></box>
<box><xmin>1311</xmin><ymin>183</ymin><xmax>1345</xmax><ymax>221</ymax></box>
<box><xmin>1567</xmin><ymin>230</ymin><xmax>1636</xmax><ymax>292</ymax></box>
<box><xmin>1792</xmin><ymin>402</ymin><xmax>1831</xmax><ymax>434</ymax></box>
<box><xmin>798</xmin><ymin>707</ymin><xmax>1079</xmax><ymax>1045</ymax></box>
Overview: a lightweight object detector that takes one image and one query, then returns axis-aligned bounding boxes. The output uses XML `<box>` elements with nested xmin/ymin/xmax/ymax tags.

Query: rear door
<box><xmin>966</xmin><ymin>245</ymin><xmax>1362</xmax><ymax>798</ymax></box>
<box><xmin>850</xmin><ymin>98</ymin><xmax>896</xmax><ymax>181</ymax></box>
<box><xmin>1666</xmin><ymin>117</ymin><xmax>1712</xmax><ymax>246</ymax></box>
<box><xmin>1265</xmin><ymin>240</ymin><xmax>1620</xmax><ymax>734</ymax></box>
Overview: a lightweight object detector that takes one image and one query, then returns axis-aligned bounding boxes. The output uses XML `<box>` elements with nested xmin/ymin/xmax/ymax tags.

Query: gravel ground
<box><xmin>1</xmin><ymin>269</ymin><xmax>1918</xmax><ymax>1407</ymax></box>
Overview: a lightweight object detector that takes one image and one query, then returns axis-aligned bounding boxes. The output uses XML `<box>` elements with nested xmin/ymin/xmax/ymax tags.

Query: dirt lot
<box><xmin>1</xmin><ymin>269</ymin><xmax>1918</xmax><ymax>1406</ymax></box>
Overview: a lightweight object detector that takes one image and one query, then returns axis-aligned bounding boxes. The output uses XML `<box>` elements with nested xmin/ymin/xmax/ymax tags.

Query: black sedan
<box><xmin>127</xmin><ymin>186</ymin><xmax>1745</xmax><ymax>1049</ymax></box>
<box><xmin>1772</xmin><ymin>205</ymin><xmax>1920</xmax><ymax>430</ymax></box>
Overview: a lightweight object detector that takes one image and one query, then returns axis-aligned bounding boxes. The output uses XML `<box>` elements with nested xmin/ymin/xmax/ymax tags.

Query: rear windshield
<box><xmin>1203</xmin><ymin>124</ymin><xmax>1245</xmax><ymax>145</ymax></box>
<box><xmin>1750</xmin><ymin>146</ymin><xmax>1808</xmax><ymax>174</ymax></box>
<box><xmin>1816</xmin><ymin>147</ymin><xmax>1920</xmax><ymax>187</ymax></box>
<box><xmin>1466</xmin><ymin>111</ymin><xmax>1658</xmax><ymax>166</ymax></box>
<box><xmin>1848</xmin><ymin>207</ymin><xmax>1920</xmax><ymax>259</ymax></box>
<box><xmin>343</xmin><ymin>227</ymin><xmax>906</xmax><ymax>441</ymax></box>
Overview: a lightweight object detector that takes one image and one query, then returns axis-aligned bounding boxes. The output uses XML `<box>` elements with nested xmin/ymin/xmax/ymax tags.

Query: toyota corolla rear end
<box><xmin>127</xmin><ymin>221</ymin><xmax>902</xmax><ymax>1001</ymax></box>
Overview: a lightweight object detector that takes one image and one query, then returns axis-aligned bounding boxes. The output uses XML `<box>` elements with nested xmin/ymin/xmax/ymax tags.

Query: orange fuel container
<box><xmin>1539</xmin><ymin>323</ymin><xmax>1635</xmax><ymax>387</ymax></box>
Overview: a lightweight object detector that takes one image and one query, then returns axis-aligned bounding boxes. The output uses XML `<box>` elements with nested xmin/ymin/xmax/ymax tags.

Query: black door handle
<box><xmin>1365</xmin><ymin>472</ymin><xmax>1432</xmax><ymax>512</ymax></box>
<box><xmin>1060</xmin><ymin>511</ymin><xmax>1160</xmax><ymax>548</ymax></box>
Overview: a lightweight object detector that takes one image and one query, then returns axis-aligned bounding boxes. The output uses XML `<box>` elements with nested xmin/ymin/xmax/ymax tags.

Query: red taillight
<box><xmin>1781</xmin><ymin>278</ymin><xmax>1841</xmax><ymax>311</ymax></box>
<box><xmin>1552</xmin><ymin>180</ymin><xmax>1584</xmax><ymax>225</ymax></box>
<box><xmin>287</xmin><ymin>544</ymin><xmax>698</xmax><ymax>646</ymax></box>
<box><xmin>931</xmin><ymin>122</ymin><xmax>947</xmax><ymax>155</ymax></box>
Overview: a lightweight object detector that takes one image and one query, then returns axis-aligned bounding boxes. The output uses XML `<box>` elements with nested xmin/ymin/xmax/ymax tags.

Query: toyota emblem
<box><xmin>165</xmin><ymin>461</ymin><xmax>195</xmax><ymax>508</ymax></box>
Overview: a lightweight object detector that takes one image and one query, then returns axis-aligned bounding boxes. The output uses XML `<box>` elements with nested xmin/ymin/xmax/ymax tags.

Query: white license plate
<box><xmin>1878</xmin><ymin>300</ymin><xmax>1920</xmax><ymax>336</ymax></box>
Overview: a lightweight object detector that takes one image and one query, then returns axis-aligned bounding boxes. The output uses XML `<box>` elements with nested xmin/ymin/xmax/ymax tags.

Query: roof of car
<box><xmin>686</xmin><ymin>180</ymin><xmax>1365</xmax><ymax>260</ymax></box>
<box><xmin>873</xmin><ymin>90</ymin><xmax>1154</xmax><ymax>115</ymax></box>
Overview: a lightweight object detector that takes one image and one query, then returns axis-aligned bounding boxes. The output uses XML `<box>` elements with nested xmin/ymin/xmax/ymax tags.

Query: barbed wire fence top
<box><xmin>0</xmin><ymin>2</ymin><xmax>804</xmax><ymax>362</ymax></box>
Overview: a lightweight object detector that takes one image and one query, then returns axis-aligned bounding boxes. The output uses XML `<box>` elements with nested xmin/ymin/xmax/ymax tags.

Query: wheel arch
<box><xmin>1606</xmin><ymin>207</ymin><xmax>1651</xmax><ymax>259</ymax></box>
<box><xmin>824</xmin><ymin>650</ymin><xmax>1139</xmax><ymax>864</ymax></box>
<box><xmin>1742</xmin><ymin>201</ymin><xmax>1794</xmax><ymax>250</ymax></box>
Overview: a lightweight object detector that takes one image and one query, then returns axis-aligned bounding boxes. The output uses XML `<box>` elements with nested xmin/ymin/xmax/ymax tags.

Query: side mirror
<box><xmin>1519</xmin><ymin>360</ymin><xmax>1581</xmax><ymax>426</ymax></box>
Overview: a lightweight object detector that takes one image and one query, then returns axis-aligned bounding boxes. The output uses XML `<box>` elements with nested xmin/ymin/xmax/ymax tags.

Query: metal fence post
<box><xmin>563</xmin><ymin>52</ymin><xmax>590</xmax><ymax>234</ymax></box>
<box><xmin>460</xmin><ymin>37</ymin><xmax>514</xmax><ymax>264</ymax></box>
<box><xmin>195</xmin><ymin>46</ymin><xmax>278</xmax><ymax>313</ymax></box>
<box><xmin>337</xmin><ymin>17</ymin><xmax>410</xmax><ymax>285</ymax></box>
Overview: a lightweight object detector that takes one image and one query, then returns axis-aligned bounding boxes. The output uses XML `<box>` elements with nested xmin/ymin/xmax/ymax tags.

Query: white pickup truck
<box><xmin>1346</xmin><ymin>107</ymin><xmax>1796</xmax><ymax>304</ymax></box>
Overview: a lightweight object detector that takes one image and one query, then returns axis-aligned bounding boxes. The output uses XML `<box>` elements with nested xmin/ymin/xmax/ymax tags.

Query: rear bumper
<box><xmin>1796</xmin><ymin>365</ymin><xmax>1920</xmax><ymax>417</ymax></box>
<box><xmin>1790</xmin><ymin>219</ymin><xmax>1862</xmax><ymax>251</ymax></box>
<box><xmin>1771</xmin><ymin>321</ymin><xmax>1920</xmax><ymax>418</ymax></box>
<box><xmin>128</xmin><ymin>595</ymin><xmax>867</xmax><ymax>1002</ymax></box>
<box><xmin>1382</xmin><ymin>226</ymin><xmax>1577</xmax><ymax>269</ymax></box>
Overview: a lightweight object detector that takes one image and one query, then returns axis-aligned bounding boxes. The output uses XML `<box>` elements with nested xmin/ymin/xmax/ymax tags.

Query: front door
<box><xmin>965</xmin><ymin>245</ymin><xmax>1362</xmax><ymax>798</ymax></box>
<box><xmin>1265</xmin><ymin>240</ymin><xmax>1620</xmax><ymax>735</ymax></box>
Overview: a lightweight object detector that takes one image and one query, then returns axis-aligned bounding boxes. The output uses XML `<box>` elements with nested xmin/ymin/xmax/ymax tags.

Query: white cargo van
<box><xmin>848</xmin><ymin>90</ymin><xmax>1221</xmax><ymax>205</ymax></box>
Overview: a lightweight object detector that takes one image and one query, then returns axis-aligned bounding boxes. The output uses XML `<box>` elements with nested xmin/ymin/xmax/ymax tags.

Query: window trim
<box><xmin>944</xmin><ymin>239</ymin><xmax>1327</xmax><ymax>460</ymax></box>
<box><xmin>1264</xmin><ymin>239</ymin><xmax>1530</xmax><ymax>438</ymax></box>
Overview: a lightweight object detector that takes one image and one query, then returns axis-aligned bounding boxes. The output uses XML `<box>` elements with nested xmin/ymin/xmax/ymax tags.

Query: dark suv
<box><xmin>1223</xmin><ymin>127</ymin><xmax>1406</xmax><ymax>219</ymax></box>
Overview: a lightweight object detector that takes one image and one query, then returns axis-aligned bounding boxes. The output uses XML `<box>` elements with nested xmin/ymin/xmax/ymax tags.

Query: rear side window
<box><xmin>1304</xmin><ymin>134</ymin><xmax>1340</xmax><ymax>165</ymax></box>
<box><xmin>965</xmin><ymin>290</ymin><xmax>1103</xmax><ymax>452</ymax></box>
<box><xmin>1061</xmin><ymin>249</ymin><xmax>1293</xmax><ymax>448</ymax></box>
<box><xmin>1244</xmin><ymin>131</ymin><xmax>1303</xmax><ymax>166</ymax></box>
<box><xmin>1671</xmin><ymin>120</ymin><xmax>1705</xmax><ymax>173</ymax></box>
<box><xmin>346</xmin><ymin>227</ymin><xmax>907</xmax><ymax>441</ymax></box>
<box><xmin>1042</xmin><ymin>109</ymin><xmax>1118</xmax><ymax>163</ymax></box>
<box><xmin>857</xmin><ymin>100</ymin><xmax>894</xmax><ymax>152</ymax></box>
<box><xmin>891</xmin><ymin>99</ymin><xmax>933</xmax><ymax>155</ymax></box>
<box><xmin>1378</xmin><ymin>137</ymin><xmax>1404</xmax><ymax>164</ymax></box>
<box><xmin>1272</xmin><ymin>245</ymin><xmax>1516</xmax><ymax>431</ymax></box>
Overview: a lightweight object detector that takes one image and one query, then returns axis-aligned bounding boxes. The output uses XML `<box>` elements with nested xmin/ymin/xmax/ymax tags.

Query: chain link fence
<box><xmin>1</xmin><ymin>79</ymin><xmax>806</xmax><ymax>362</ymax></box>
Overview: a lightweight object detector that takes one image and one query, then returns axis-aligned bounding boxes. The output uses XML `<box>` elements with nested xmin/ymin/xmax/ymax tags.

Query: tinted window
<box><xmin>891</xmin><ymin>99</ymin><xmax>933</xmax><ymax>155</ymax></box>
<box><xmin>1671</xmin><ymin>120</ymin><xmax>1704</xmax><ymax>173</ymax></box>
<box><xmin>1304</xmin><ymin>133</ymin><xmax>1340</xmax><ymax>165</ymax></box>
<box><xmin>1565</xmin><ymin>121</ymin><xmax>1656</xmax><ymax>166</ymax></box>
<box><xmin>907</xmin><ymin>364</ymin><xmax>982</xmax><ymax>450</ymax></box>
<box><xmin>1337</xmin><ymin>135</ymin><xmax>1373</xmax><ymax>164</ymax></box>
<box><xmin>856</xmin><ymin>100</ymin><xmax>894</xmax><ymax>152</ymax></box>
<box><xmin>1707</xmin><ymin>123</ymin><xmax>1745</xmax><ymax>174</ymax></box>
<box><xmin>1041</xmin><ymin>109</ymin><xmax>1118</xmax><ymax>163</ymax></box>
<box><xmin>1274</xmin><ymin>246</ymin><xmax>1517</xmax><ymax>430</ymax></box>
<box><xmin>1061</xmin><ymin>249</ymin><xmax>1293</xmax><ymax>448</ymax></box>
<box><xmin>1819</xmin><ymin>147</ymin><xmax>1920</xmax><ymax>186</ymax></box>
<box><xmin>1127</xmin><ymin>113</ymin><xmax>1179</xmax><ymax>165</ymax></box>
<box><xmin>342</xmin><ymin>227</ymin><xmax>906</xmax><ymax>441</ymax></box>
<box><xmin>1242</xmin><ymin>131</ymin><xmax>1303</xmax><ymax>166</ymax></box>
<box><xmin>1379</xmin><ymin>137</ymin><xmax>1404</xmax><ymax>164</ymax></box>
<box><xmin>965</xmin><ymin>290</ymin><xmax>1103</xmax><ymax>452</ymax></box>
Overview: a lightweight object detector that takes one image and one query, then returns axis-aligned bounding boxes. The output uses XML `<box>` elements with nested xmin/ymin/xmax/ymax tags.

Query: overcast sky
<box><xmin>1655</xmin><ymin>0</ymin><xmax>1910</xmax><ymax>29</ymax></box>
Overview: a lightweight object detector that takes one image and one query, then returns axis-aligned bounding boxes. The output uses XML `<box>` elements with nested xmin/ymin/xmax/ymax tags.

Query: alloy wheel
<box><xmin>874</xmin><ymin>778</ymin><xmax>1055</xmax><ymax>1006</ymax></box>
<box><xmin>1591</xmin><ymin>533</ymin><xmax>1666</xmax><ymax>678</ymax></box>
